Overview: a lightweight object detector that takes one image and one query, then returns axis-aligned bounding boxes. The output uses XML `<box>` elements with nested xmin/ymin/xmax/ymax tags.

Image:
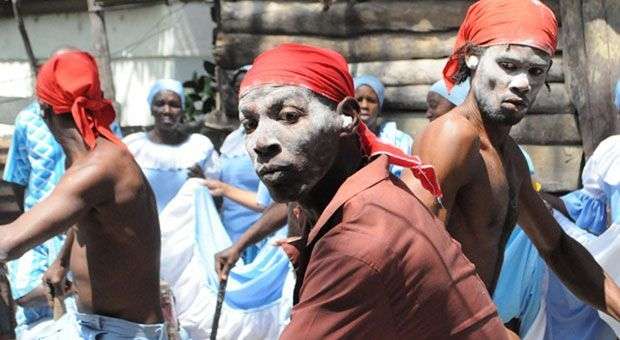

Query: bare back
<box><xmin>0</xmin><ymin>137</ymin><xmax>162</xmax><ymax>324</ymax></box>
<box><xmin>67</xmin><ymin>139</ymin><xmax>162</xmax><ymax>324</ymax></box>
<box><xmin>402</xmin><ymin>112</ymin><xmax>524</xmax><ymax>290</ymax></box>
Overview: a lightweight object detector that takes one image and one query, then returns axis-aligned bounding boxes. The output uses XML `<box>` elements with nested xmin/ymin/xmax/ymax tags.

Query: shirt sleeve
<box><xmin>256</xmin><ymin>181</ymin><xmax>273</xmax><ymax>208</ymax></box>
<box><xmin>7</xmin><ymin>245</ymin><xmax>48</xmax><ymax>299</ymax></box>
<box><xmin>280</xmin><ymin>239</ymin><xmax>394</xmax><ymax>340</ymax></box>
<box><xmin>3</xmin><ymin>117</ymin><xmax>30</xmax><ymax>186</ymax></box>
<box><xmin>202</xmin><ymin>146</ymin><xmax>221</xmax><ymax>180</ymax></box>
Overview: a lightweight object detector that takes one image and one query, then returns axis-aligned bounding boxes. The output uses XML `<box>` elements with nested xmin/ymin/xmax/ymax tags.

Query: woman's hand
<box><xmin>202</xmin><ymin>179</ymin><xmax>229</xmax><ymax>197</ymax></box>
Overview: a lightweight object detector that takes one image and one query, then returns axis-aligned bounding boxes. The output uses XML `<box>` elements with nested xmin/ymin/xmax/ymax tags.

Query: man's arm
<box><xmin>0</xmin><ymin>165</ymin><xmax>109</xmax><ymax>262</ymax></box>
<box><xmin>539</xmin><ymin>191</ymin><xmax>570</xmax><ymax>217</ymax></box>
<box><xmin>400</xmin><ymin>116</ymin><xmax>478</xmax><ymax>221</ymax></box>
<box><xmin>42</xmin><ymin>228</ymin><xmax>75</xmax><ymax>299</ymax></box>
<box><xmin>13</xmin><ymin>230</ymin><xmax>75</xmax><ymax>309</ymax></box>
<box><xmin>214</xmin><ymin>202</ymin><xmax>287</xmax><ymax>280</ymax></box>
<box><xmin>516</xmin><ymin>151</ymin><xmax>620</xmax><ymax>319</ymax></box>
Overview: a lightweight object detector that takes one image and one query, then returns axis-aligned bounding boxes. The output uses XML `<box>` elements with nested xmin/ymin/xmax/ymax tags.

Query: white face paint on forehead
<box><xmin>471</xmin><ymin>44</ymin><xmax>551</xmax><ymax>126</ymax></box>
<box><xmin>239</xmin><ymin>85</ymin><xmax>344</xmax><ymax>203</ymax></box>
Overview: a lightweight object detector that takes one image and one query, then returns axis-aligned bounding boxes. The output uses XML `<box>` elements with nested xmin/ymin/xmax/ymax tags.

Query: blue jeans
<box><xmin>75</xmin><ymin>313</ymin><xmax>167</xmax><ymax>340</ymax></box>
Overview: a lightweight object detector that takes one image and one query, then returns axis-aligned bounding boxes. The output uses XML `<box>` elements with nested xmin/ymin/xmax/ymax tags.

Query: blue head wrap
<box><xmin>429</xmin><ymin>79</ymin><xmax>470</xmax><ymax>106</ymax></box>
<box><xmin>147</xmin><ymin>79</ymin><xmax>185</xmax><ymax>108</ymax></box>
<box><xmin>354</xmin><ymin>75</ymin><xmax>385</xmax><ymax>108</ymax></box>
<box><xmin>615</xmin><ymin>80</ymin><xmax>620</xmax><ymax>110</ymax></box>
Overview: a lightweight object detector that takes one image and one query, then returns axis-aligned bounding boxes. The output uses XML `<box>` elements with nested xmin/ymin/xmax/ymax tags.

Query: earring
<box><xmin>341</xmin><ymin>115</ymin><xmax>353</xmax><ymax>128</ymax></box>
<box><xmin>466</xmin><ymin>55</ymin><xmax>479</xmax><ymax>69</ymax></box>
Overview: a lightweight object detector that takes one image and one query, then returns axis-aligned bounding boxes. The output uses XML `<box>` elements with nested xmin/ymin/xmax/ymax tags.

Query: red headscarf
<box><xmin>241</xmin><ymin>43</ymin><xmax>443</xmax><ymax>200</ymax></box>
<box><xmin>36</xmin><ymin>50</ymin><xmax>122</xmax><ymax>149</ymax></box>
<box><xmin>443</xmin><ymin>0</ymin><xmax>558</xmax><ymax>90</ymax></box>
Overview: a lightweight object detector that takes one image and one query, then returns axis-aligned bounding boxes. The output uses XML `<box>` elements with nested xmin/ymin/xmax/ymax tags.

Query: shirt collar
<box><xmin>306</xmin><ymin>155</ymin><xmax>390</xmax><ymax>246</ymax></box>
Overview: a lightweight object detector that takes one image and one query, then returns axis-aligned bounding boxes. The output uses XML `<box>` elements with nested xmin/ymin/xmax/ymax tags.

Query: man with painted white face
<box><xmin>401</xmin><ymin>0</ymin><xmax>620</xmax><ymax>321</ymax></box>
<box><xmin>238</xmin><ymin>43</ymin><xmax>508</xmax><ymax>339</ymax></box>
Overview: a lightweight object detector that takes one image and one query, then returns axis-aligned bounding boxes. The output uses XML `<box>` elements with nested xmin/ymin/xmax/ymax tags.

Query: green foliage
<box><xmin>182</xmin><ymin>61</ymin><xmax>216</xmax><ymax>120</ymax></box>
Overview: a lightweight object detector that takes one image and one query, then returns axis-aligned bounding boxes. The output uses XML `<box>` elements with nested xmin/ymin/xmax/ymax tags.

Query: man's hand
<box><xmin>187</xmin><ymin>163</ymin><xmax>205</xmax><ymax>179</ymax></box>
<box><xmin>42</xmin><ymin>259</ymin><xmax>71</xmax><ymax>301</ymax></box>
<box><xmin>202</xmin><ymin>179</ymin><xmax>229</xmax><ymax>197</ymax></box>
<box><xmin>214</xmin><ymin>246</ymin><xmax>242</xmax><ymax>281</ymax></box>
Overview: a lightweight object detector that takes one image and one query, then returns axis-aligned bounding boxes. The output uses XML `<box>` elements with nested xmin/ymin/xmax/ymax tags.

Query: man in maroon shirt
<box><xmin>237</xmin><ymin>43</ymin><xmax>510</xmax><ymax>339</ymax></box>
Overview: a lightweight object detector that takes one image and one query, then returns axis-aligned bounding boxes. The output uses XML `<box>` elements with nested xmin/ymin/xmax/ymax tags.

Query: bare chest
<box><xmin>448</xmin><ymin>145</ymin><xmax>522</xmax><ymax>289</ymax></box>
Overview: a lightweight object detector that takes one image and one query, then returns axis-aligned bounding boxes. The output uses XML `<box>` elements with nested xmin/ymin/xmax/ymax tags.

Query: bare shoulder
<box><xmin>65</xmin><ymin>141</ymin><xmax>136</xmax><ymax>190</ymax></box>
<box><xmin>414</xmin><ymin>113</ymin><xmax>481</xmax><ymax>171</ymax></box>
<box><xmin>416</xmin><ymin>112</ymin><xmax>479</xmax><ymax>154</ymax></box>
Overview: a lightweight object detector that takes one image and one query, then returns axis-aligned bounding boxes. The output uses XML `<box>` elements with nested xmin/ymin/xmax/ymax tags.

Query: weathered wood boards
<box><xmin>221</xmin><ymin>0</ymin><xmax>561</xmax><ymax>37</ymax></box>
<box><xmin>382</xmin><ymin>83</ymin><xmax>572</xmax><ymax>114</ymax></box>
<box><xmin>560</xmin><ymin>0</ymin><xmax>620</xmax><ymax>157</ymax></box>
<box><xmin>510</xmin><ymin>114</ymin><xmax>581</xmax><ymax>145</ymax></box>
<box><xmin>221</xmin><ymin>1</ymin><xmax>474</xmax><ymax>37</ymax></box>
<box><xmin>520</xmin><ymin>145</ymin><xmax>583</xmax><ymax>192</ymax></box>
<box><xmin>216</xmin><ymin>32</ymin><xmax>564</xmax><ymax>70</ymax></box>
<box><xmin>215</xmin><ymin>32</ymin><xmax>456</xmax><ymax>69</ymax></box>
<box><xmin>216</xmin><ymin>0</ymin><xmax>582</xmax><ymax>186</ymax></box>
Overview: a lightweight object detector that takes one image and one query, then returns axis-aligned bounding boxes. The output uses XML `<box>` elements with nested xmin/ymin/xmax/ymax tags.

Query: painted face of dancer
<box><xmin>239</xmin><ymin>85</ymin><xmax>343</xmax><ymax>202</ymax></box>
<box><xmin>471</xmin><ymin>44</ymin><xmax>551</xmax><ymax>126</ymax></box>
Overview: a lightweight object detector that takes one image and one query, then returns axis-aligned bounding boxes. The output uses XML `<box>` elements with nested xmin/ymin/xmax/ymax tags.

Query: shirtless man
<box><xmin>0</xmin><ymin>51</ymin><xmax>164</xmax><ymax>338</ymax></box>
<box><xmin>402</xmin><ymin>0</ymin><xmax>620</xmax><ymax>319</ymax></box>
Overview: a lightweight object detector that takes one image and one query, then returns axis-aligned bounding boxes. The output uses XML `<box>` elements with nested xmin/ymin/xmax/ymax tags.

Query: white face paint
<box><xmin>472</xmin><ymin>44</ymin><xmax>551</xmax><ymax>126</ymax></box>
<box><xmin>238</xmin><ymin>86</ymin><xmax>343</xmax><ymax>202</ymax></box>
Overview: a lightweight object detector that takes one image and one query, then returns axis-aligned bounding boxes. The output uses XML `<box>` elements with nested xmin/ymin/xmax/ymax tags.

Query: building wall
<box><xmin>215</xmin><ymin>0</ymin><xmax>582</xmax><ymax>192</ymax></box>
<box><xmin>1</xmin><ymin>2</ymin><xmax>215</xmax><ymax>126</ymax></box>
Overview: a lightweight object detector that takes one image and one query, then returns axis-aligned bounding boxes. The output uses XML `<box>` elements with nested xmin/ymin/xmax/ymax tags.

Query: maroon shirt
<box><xmin>280</xmin><ymin>156</ymin><xmax>507</xmax><ymax>340</ymax></box>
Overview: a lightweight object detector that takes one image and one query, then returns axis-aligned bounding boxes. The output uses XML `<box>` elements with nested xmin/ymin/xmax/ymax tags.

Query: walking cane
<box><xmin>210</xmin><ymin>278</ymin><xmax>227</xmax><ymax>340</ymax></box>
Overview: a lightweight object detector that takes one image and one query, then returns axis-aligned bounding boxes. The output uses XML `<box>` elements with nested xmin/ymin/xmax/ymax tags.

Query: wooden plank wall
<box><xmin>215</xmin><ymin>0</ymin><xmax>582</xmax><ymax>192</ymax></box>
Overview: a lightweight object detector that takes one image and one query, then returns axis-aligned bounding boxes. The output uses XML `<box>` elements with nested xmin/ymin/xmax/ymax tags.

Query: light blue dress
<box><xmin>377</xmin><ymin>121</ymin><xmax>414</xmax><ymax>177</ymax></box>
<box><xmin>494</xmin><ymin>138</ymin><xmax>620</xmax><ymax>339</ymax></box>
<box><xmin>541</xmin><ymin>135</ymin><xmax>620</xmax><ymax>340</ymax></box>
<box><xmin>561</xmin><ymin>135</ymin><xmax>620</xmax><ymax>235</ymax></box>
<box><xmin>123</xmin><ymin>132</ymin><xmax>220</xmax><ymax>213</ymax></box>
<box><xmin>158</xmin><ymin>179</ymin><xmax>292</xmax><ymax>339</ymax></box>
<box><xmin>218</xmin><ymin>127</ymin><xmax>264</xmax><ymax>262</ymax></box>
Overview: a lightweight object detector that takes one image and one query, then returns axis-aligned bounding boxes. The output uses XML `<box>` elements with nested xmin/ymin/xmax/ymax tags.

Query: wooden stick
<box><xmin>210</xmin><ymin>278</ymin><xmax>227</xmax><ymax>340</ymax></box>
<box><xmin>51</xmin><ymin>297</ymin><xmax>66</xmax><ymax>321</ymax></box>
<box><xmin>86</xmin><ymin>0</ymin><xmax>119</xmax><ymax>122</ymax></box>
<box><xmin>11</xmin><ymin>0</ymin><xmax>37</xmax><ymax>76</ymax></box>
<box><xmin>45</xmin><ymin>282</ymin><xmax>66</xmax><ymax>321</ymax></box>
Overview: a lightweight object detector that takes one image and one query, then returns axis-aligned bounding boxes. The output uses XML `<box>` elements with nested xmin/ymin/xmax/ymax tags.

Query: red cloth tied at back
<box><xmin>36</xmin><ymin>50</ymin><xmax>122</xmax><ymax>149</ymax></box>
<box><xmin>443</xmin><ymin>0</ymin><xmax>558</xmax><ymax>90</ymax></box>
<box><xmin>240</xmin><ymin>43</ymin><xmax>443</xmax><ymax>199</ymax></box>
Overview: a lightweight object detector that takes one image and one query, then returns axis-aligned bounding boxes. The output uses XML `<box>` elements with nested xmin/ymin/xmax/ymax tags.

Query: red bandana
<box><xmin>241</xmin><ymin>43</ymin><xmax>443</xmax><ymax>199</ymax></box>
<box><xmin>443</xmin><ymin>0</ymin><xmax>558</xmax><ymax>90</ymax></box>
<box><xmin>36</xmin><ymin>51</ymin><xmax>122</xmax><ymax>149</ymax></box>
